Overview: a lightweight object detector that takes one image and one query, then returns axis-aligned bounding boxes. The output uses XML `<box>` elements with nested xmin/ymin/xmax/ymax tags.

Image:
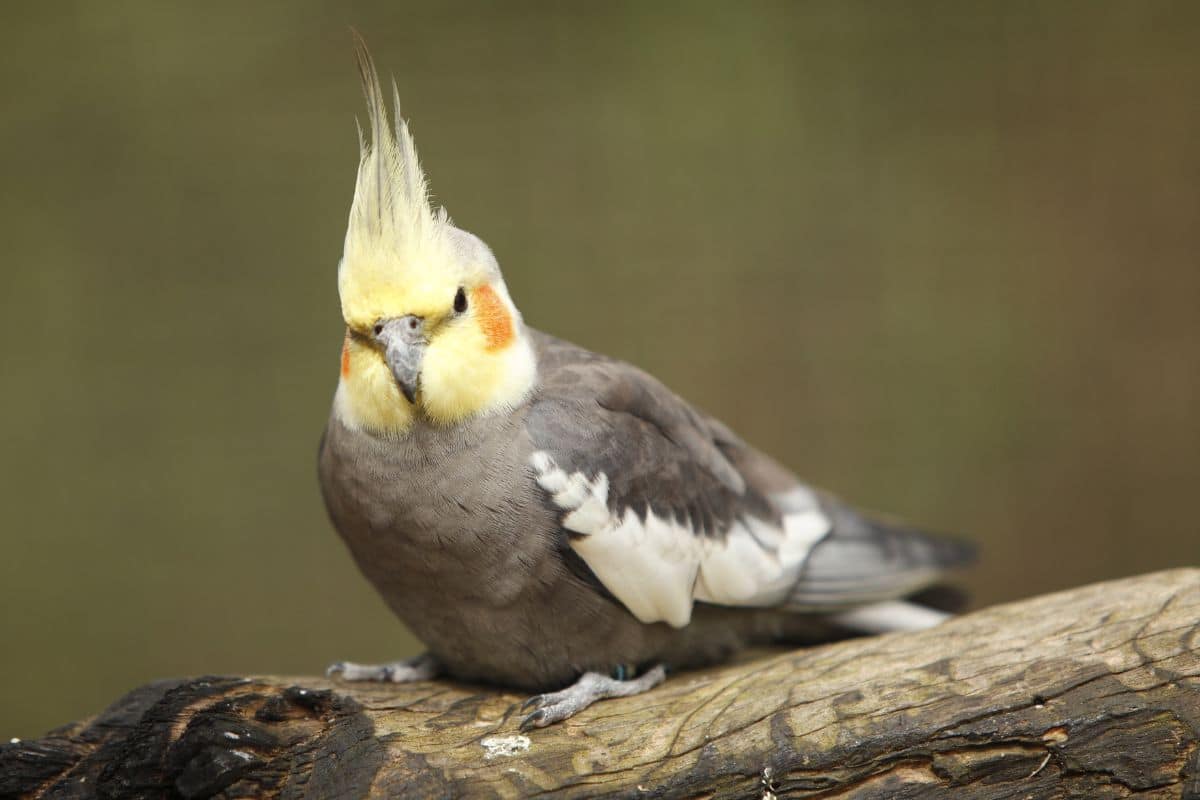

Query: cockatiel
<box><xmin>320</xmin><ymin>44</ymin><xmax>974</xmax><ymax>730</ymax></box>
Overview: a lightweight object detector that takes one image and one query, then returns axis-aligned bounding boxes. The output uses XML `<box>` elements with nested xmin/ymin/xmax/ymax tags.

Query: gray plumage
<box><xmin>319</xmin><ymin>331</ymin><xmax>974</xmax><ymax>694</ymax></box>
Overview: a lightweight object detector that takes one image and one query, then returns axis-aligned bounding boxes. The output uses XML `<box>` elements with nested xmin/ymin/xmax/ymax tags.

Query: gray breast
<box><xmin>319</xmin><ymin>412</ymin><xmax>550</xmax><ymax>604</ymax></box>
<box><xmin>318</xmin><ymin>410</ymin><xmax>681</xmax><ymax>690</ymax></box>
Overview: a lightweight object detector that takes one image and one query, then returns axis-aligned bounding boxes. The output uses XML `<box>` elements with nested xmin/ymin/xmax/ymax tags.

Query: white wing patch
<box><xmin>530</xmin><ymin>451</ymin><xmax>832</xmax><ymax>628</ymax></box>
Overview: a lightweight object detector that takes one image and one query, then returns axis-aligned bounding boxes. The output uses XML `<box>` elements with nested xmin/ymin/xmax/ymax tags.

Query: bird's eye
<box><xmin>453</xmin><ymin>287</ymin><xmax>468</xmax><ymax>314</ymax></box>
<box><xmin>372</xmin><ymin>322</ymin><xmax>384</xmax><ymax>336</ymax></box>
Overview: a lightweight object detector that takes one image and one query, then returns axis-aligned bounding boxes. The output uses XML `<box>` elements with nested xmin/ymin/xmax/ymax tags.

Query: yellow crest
<box><xmin>339</xmin><ymin>38</ymin><xmax>459</xmax><ymax>330</ymax></box>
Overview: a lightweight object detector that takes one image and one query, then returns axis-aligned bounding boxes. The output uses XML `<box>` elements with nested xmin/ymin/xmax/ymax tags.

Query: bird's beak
<box><xmin>375</xmin><ymin>315</ymin><xmax>427</xmax><ymax>404</ymax></box>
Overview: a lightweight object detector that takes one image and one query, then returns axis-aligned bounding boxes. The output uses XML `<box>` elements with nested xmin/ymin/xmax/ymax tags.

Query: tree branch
<box><xmin>5</xmin><ymin>569</ymin><xmax>1200</xmax><ymax>799</ymax></box>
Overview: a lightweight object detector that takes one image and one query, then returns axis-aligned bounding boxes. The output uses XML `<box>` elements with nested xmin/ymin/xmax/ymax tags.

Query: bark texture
<box><xmin>4</xmin><ymin>569</ymin><xmax>1200</xmax><ymax>799</ymax></box>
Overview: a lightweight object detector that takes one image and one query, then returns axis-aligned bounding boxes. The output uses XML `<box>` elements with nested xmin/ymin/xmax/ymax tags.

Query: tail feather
<box><xmin>830</xmin><ymin>600</ymin><xmax>951</xmax><ymax>634</ymax></box>
<box><xmin>786</xmin><ymin>497</ymin><xmax>976</xmax><ymax>612</ymax></box>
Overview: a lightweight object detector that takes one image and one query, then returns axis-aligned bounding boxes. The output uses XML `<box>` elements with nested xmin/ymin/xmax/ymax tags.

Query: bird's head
<box><xmin>334</xmin><ymin>43</ymin><xmax>536</xmax><ymax>435</ymax></box>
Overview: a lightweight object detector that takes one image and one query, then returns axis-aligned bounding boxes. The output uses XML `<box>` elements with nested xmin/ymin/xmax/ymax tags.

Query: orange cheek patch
<box><xmin>340</xmin><ymin>329</ymin><xmax>352</xmax><ymax>378</ymax></box>
<box><xmin>473</xmin><ymin>285</ymin><xmax>514</xmax><ymax>351</ymax></box>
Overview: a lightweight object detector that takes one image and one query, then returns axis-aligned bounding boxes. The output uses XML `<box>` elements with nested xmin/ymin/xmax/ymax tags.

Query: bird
<box><xmin>320</xmin><ymin>41</ymin><xmax>975</xmax><ymax>731</ymax></box>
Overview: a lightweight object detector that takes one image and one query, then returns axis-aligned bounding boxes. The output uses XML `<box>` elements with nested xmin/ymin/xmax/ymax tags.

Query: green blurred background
<box><xmin>3</xmin><ymin>2</ymin><xmax>1198</xmax><ymax>738</ymax></box>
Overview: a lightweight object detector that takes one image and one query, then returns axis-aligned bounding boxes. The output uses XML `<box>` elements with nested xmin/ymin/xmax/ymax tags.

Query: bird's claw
<box><xmin>518</xmin><ymin>692</ymin><xmax>555</xmax><ymax>728</ymax></box>
<box><xmin>519</xmin><ymin>709</ymin><xmax>546</xmax><ymax>732</ymax></box>
<box><xmin>520</xmin><ymin>694</ymin><xmax>546</xmax><ymax>712</ymax></box>
<box><xmin>517</xmin><ymin>696</ymin><xmax>580</xmax><ymax>730</ymax></box>
<box><xmin>516</xmin><ymin>687</ymin><xmax>587</xmax><ymax>730</ymax></box>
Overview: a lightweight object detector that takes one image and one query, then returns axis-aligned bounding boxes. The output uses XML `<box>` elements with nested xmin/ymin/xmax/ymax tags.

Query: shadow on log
<box><xmin>4</xmin><ymin>569</ymin><xmax>1200</xmax><ymax>799</ymax></box>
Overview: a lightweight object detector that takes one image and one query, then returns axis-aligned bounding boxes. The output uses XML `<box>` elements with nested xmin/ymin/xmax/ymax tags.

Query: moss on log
<box><xmin>5</xmin><ymin>569</ymin><xmax>1200</xmax><ymax>799</ymax></box>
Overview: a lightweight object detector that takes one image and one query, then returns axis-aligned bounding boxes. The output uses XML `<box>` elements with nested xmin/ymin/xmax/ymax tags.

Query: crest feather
<box><xmin>345</xmin><ymin>35</ymin><xmax>448</xmax><ymax>265</ymax></box>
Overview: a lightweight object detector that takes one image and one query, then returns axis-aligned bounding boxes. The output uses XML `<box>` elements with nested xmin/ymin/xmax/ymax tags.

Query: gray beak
<box><xmin>375</xmin><ymin>315</ymin><xmax>427</xmax><ymax>403</ymax></box>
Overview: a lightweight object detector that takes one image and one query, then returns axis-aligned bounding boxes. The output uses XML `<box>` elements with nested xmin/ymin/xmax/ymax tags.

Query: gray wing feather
<box><xmin>593</xmin><ymin>372</ymin><xmax>746</xmax><ymax>495</ymax></box>
<box><xmin>526</xmin><ymin>333</ymin><xmax>766</xmax><ymax>535</ymax></box>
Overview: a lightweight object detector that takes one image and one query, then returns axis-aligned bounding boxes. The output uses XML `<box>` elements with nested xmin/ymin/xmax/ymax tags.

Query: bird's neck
<box><xmin>333</xmin><ymin>328</ymin><xmax>537</xmax><ymax>436</ymax></box>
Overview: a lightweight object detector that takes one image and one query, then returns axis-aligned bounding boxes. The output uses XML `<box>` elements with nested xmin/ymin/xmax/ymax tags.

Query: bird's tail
<box><xmin>784</xmin><ymin>497</ymin><xmax>977</xmax><ymax>633</ymax></box>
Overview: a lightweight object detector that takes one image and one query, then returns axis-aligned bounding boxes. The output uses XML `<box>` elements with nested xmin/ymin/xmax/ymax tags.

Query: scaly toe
<box><xmin>327</xmin><ymin>661</ymin><xmax>388</xmax><ymax>682</ymax></box>
<box><xmin>519</xmin><ymin>698</ymin><xmax>583</xmax><ymax>730</ymax></box>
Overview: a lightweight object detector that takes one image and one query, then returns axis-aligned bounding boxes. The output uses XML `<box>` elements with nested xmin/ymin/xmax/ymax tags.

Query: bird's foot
<box><xmin>325</xmin><ymin>652</ymin><xmax>441</xmax><ymax>683</ymax></box>
<box><xmin>519</xmin><ymin>664</ymin><xmax>666</xmax><ymax>731</ymax></box>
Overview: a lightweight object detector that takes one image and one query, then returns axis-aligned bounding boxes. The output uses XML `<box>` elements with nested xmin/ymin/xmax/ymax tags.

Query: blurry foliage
<box><xmin>1</xmin><ymin>2</ymin><xmax>1197</xmax><ymax>737</ymax></box>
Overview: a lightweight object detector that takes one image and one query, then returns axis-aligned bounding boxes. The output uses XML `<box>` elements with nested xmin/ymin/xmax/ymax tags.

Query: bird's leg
<box><xmin>326</xmin><ymin>652</ymin><xmax>441</xmax><ymax>683</ymax></box>
<box><xmin>519</xmin><ymin>664</ymin><xmax>666</xmax><ymax>731</ymax></box>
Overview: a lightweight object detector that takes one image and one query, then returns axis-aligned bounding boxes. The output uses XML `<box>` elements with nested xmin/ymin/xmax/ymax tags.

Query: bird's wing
<box><xmin>525</xmin><ymin>334</ymin><xmax>975</xmax><ymax>630</ymax></box>
<box><xmin>525</xmin><ymin>335</ymin><xmax>835</xmax><ymax>628</ymax></box>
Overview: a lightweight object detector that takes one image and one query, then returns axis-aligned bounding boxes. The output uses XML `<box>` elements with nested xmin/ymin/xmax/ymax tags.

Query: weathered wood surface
<box><xmin>4</xmin><ymin>569</ymin><xmax>1200</xmax><ymax>799</ymax></box>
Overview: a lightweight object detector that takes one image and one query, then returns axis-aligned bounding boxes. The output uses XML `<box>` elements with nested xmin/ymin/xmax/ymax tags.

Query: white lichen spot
<box><xmin>761</xmin><ymin>766</ymin><xmax>779</xmax><ymax>800</ymax></box>
<box><xmin>223</xmin><ymin>732</ymin><xmax>240</xmax><ymax>740</ymax></box>
<box><xmin>8</xmin><ymin>737</ymin><xmax>19</xmax><ymax>744</ymax></box>
<box><xmin>481</xmin><ymin>734</ymin><xmax>531</xmax><ymax>759</ymax></box>
<box><xmin>232</xmin><ymin>750</ymin><xmax>254</xmax><ymax>762</ymax></box>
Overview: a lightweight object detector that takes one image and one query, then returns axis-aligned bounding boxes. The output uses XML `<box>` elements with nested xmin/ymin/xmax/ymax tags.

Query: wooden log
<box><xmin>4</xmin><ymin>569</ymin><xmax>1200</xmax><ymax>799</ymax></box>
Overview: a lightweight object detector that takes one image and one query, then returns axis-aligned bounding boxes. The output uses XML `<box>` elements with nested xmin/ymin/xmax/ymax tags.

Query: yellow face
<box><xmin>333</xmin><ymin>51</ymin><xmax>536</xmax><ymax>434</ymax></box>
<box><xmin>335</xmin><ymin>264</ymin><xmax>535</xmax><ymax>434</ymax></box>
